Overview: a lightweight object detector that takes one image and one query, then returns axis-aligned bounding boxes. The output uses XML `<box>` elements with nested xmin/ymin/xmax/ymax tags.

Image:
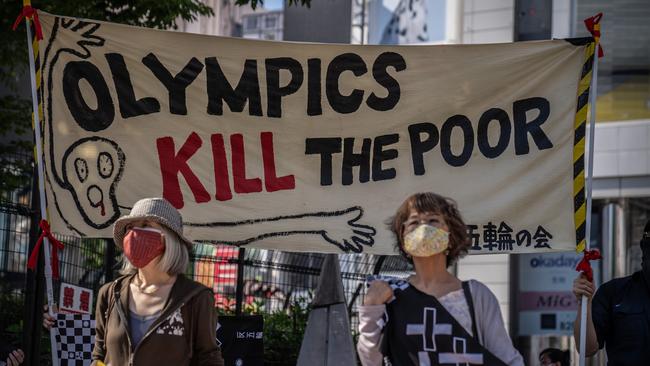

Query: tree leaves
<box><xmin>0</xmin><ymin>0</ymin><xmax>312</xmax><ymax>194</ymax></box>
<box><xmin>1</xmin><ymin>0</ymin><xmax>216</xmax><ymax>193</ymax></box>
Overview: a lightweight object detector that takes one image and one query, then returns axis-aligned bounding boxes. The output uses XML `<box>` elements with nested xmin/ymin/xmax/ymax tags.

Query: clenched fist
<box><xmin>364</xmin><ymin>280</ymin><xmax>394</xmax><ymax>306</ymax></box>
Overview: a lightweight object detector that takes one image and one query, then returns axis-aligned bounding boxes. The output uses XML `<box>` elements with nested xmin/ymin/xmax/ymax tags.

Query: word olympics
<box><xmin>61</xmin><ymin>51</ymin><xmax>555</xmax><ymax>205</ymax></box>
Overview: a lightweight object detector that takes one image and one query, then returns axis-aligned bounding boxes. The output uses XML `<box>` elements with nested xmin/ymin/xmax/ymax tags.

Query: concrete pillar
<box><xmin>445</xmin><ymin>0</ymin><xmax>463</xmax><ymax>44</ymax></box>
<box><xmin>600</xmin><ymin>200</ymin><xmax>627</xmax><ymax>283</ymax></box>
<box><xmin>614</xmin><ymin>199</ymin><xmax>627</xmax><ymax>278</ymax></box>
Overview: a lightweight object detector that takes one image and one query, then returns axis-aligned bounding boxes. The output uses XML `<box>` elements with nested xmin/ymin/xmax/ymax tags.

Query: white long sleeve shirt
<box><xmin>357</xmin><ymin>279</ymin><xmax>524</xmax><ymax>366</ymax></box>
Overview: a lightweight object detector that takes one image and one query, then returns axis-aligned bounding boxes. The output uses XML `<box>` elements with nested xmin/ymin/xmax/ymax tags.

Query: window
<box><xmin>265</xmin><ymin>16</ymin><xmax>276</xmax><ymax>29</ymax></box>
<box><xmin>232</xmin><ymin>23</ymin><xmax>243</xmax><ymax>37</ymax></box>
<box><xmin>245</xmin><ymin>16</ymin><xmax>258</xmax><ymax>30</ymax></box>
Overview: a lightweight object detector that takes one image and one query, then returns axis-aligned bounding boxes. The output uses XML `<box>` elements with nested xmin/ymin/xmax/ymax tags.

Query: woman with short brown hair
<box><xmin>389</xmin><ymin>192</ymin><xmax>470</xmax><ymax>268</ymax></box>
<box><xmin>357</xmin><ymin>192</ymin><xmax>523</xmax><ymax>366</ymax></box>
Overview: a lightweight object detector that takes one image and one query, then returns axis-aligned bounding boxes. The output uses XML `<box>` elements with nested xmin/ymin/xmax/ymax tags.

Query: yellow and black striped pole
<box><xmin>577</xmin><ymin>39</ymin><xmax>598</xmax><ymax>366</ymax></box>
<box><xmin>18</xmin><ymin>0</ymin><xmax>60</xmax><ymax>364</ymax></box>
<box><xmin>577</xmin><ymin>12</ymin><xmax>604</xmax><ymax>366</ymax></box>
<box><xmin>573</xmin><ymin>41</ymin><xmax>596</xmax><ymax>254</ymax></box>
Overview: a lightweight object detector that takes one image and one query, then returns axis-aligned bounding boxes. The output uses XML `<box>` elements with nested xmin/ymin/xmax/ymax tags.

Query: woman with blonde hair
<box><xmin>357</xmin><ymin>192</ymin><xmax>523</xmax><ymax>366</ymax></box>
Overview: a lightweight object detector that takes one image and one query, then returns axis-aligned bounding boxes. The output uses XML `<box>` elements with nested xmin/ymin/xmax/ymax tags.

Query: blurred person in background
<box><xmin>538</xmin><ymin>348</ymin><xmax>569</xmax><ymax>366</ymax></box>
<box><xmin>573</xmin><ymin>220</ymin><xmax>650</xmax><ymax>365</ymax></box>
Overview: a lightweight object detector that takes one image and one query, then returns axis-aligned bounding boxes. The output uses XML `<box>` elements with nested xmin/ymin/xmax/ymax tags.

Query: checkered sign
<box><xmin>53</xmin><ymin>313</ymin><xmax>95</xmax><ymax>366</ymax></box>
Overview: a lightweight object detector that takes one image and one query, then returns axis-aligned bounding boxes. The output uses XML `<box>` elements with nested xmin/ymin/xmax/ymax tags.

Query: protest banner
<box><xmin>36</xmin><ymin>12</ymin><xmax>595</xmax><ymax>254</ymax></box>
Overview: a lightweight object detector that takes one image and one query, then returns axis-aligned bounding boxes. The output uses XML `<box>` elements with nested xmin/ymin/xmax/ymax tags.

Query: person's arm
<box><xmin>471</xmin><ymin>281</ymin><xmax>524</xmax><ymax>366</ymax></box>
<box><xmin>1</xmin><ymin>349</ymin><xmax>24</xmax><ymax>366</ymax></box>
<box><xmin>0</xmin><ymin>334</ymin><xmax>23</xmax><ymax>365</ymax></box>
<box><xmin>357</xmin><ymin>304</ymin><xmax>387</xmax><ymax>366</ymax></box>
<box><xmin>572</xmin><ymin>273</ymin><xmax>600</xmax><ymax>356</ymax></box>
<box><xmin>6</xmin><ymin>349</ymin><xmax>24</xmax><ymax>366</ymax></box>
<box><xmin>357</xmin><ymin>281</ymin><xmax>394</xmax><ymax>366</ymax></box>
<box><xmin>92</xmin><ymin>284</ymin><xmax>110</xmax><ymax>362</ymax></box>
<box><xmin>192</xmin><ymin>290</ymin><xmax>224</xmax><ymax>366</ymax></box>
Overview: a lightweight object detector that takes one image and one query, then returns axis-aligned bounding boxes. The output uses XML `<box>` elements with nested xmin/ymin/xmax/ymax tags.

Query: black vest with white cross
<box><xmin>380</xmin><ymin>280</ymin><xmax>508</xmax><ymax>366</ymax></box>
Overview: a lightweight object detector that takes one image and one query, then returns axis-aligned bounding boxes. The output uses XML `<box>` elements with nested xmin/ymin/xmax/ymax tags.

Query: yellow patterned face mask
<box><xmin>403</xmin><ymin>225</ymin><xmax>449</xmax><ymax>257</ymax></box>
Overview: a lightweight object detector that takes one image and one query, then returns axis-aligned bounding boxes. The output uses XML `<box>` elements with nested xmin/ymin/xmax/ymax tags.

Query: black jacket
<box><xmin>592</xmin><ymin>271</ymin><xmax>650</xmax><ymax>366</ymax></box>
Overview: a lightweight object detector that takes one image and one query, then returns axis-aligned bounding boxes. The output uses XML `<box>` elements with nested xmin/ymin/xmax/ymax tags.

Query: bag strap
<box><xmin>462</xmin><ymin>281</ymin><xmax>479</xmax><ymax>340</ymax></box>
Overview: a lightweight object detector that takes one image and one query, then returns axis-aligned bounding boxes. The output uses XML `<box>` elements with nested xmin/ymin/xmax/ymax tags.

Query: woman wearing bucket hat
<box><xmin>90</xmin><ymin>197</ymin><xmax>224</xmax><ymax>366</ymax></box>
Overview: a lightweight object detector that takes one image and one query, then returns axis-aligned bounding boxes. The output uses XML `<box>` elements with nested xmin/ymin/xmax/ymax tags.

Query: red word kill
<box><xmin>156</xmin><ymin>132</ymin><xmax>295</xmax><ymax>208</ymax></box>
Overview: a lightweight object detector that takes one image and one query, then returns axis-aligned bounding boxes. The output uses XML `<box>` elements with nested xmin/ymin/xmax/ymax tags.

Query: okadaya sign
<box><xmin>517</xmin><ymin>253</ymin><xmax>599</xmax><ymax>336</ymax></box>
<box><xmin>38</xmin><ymin>13</ymin><xmax>592</xmax><ymax>254</ymax></box>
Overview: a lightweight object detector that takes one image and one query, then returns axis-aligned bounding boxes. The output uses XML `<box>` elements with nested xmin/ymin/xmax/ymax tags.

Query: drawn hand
<box><xmin>321</xmin><ymin>206</ymin><xmax>376</xmax><ymax>253</ymax></box>
<box><xmin>57</xmin><ymin>18</ymin><xmax>105</xmax><ymax>58</ymax></box>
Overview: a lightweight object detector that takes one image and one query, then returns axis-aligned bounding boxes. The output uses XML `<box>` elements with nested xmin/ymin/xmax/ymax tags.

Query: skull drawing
<box><xmin>61</xmin><ymin>137</ymin><xmax>125</xmax><ymax>229</ymax></box>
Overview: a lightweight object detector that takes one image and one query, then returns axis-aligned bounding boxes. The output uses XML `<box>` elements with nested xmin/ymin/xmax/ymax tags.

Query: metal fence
<box><xmin>0</xmin><ymin>153</ymin><xmax>412</xmax><ymax>365</ymax></box>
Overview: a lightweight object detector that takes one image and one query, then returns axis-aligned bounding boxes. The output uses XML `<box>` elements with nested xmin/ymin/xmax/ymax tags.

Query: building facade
<box><xmin>242</xmin><ymin>9</ymin><xmax>283</xmax><ymax>40</ymax></box>
<box><xmin>283</xmin><ymin>0</ymin><xmax>351</xmax><ymax>43</ymax></box>
<box><xmin>362</xmin><ymin>1</ymin><xmax>650</xmax><ymax>364</ymax></box>
<box><xmin>175</xmin><ymin>0</ymin><xmax>258</xmax><ymax>37</ymax></box>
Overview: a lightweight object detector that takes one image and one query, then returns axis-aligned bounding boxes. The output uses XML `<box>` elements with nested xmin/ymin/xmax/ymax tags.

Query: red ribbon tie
<box><xmin>27</xmin><ymin>220</ymin><xmax>65</xmax><ymax>279</ymax></box>
<box><xmin>576</xmin><ymin>249</ymin><xmax>602</xmax><ymax>282</ymax></box>
<box><xmin>12</xmin><ymin>5</ymin><xmax>43</xmax><ymax>40</ymax></box>
<box><xmin>584</xmin><ymin>12</ymin><xmax>604</xmax><ymax>58</ymax></box>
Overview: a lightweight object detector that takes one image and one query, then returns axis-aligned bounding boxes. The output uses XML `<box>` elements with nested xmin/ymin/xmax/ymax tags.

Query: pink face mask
<box><xmin>123</xmin><ymin>227</ymin><xmax>165</xmax><ymax>268</ymax></box>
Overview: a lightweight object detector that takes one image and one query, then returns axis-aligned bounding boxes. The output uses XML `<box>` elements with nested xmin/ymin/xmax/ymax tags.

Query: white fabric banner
<box><xmin>38</xmin><ymin>13</ymin><xmax>591</xmax><ymax>255</ymax></box>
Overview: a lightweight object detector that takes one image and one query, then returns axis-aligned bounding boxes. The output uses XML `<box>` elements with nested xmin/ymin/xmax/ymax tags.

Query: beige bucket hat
<box><xmin>113</xmin><ymin>198</ymin><xmax>193</xmax><ymax>248</ymax></box>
